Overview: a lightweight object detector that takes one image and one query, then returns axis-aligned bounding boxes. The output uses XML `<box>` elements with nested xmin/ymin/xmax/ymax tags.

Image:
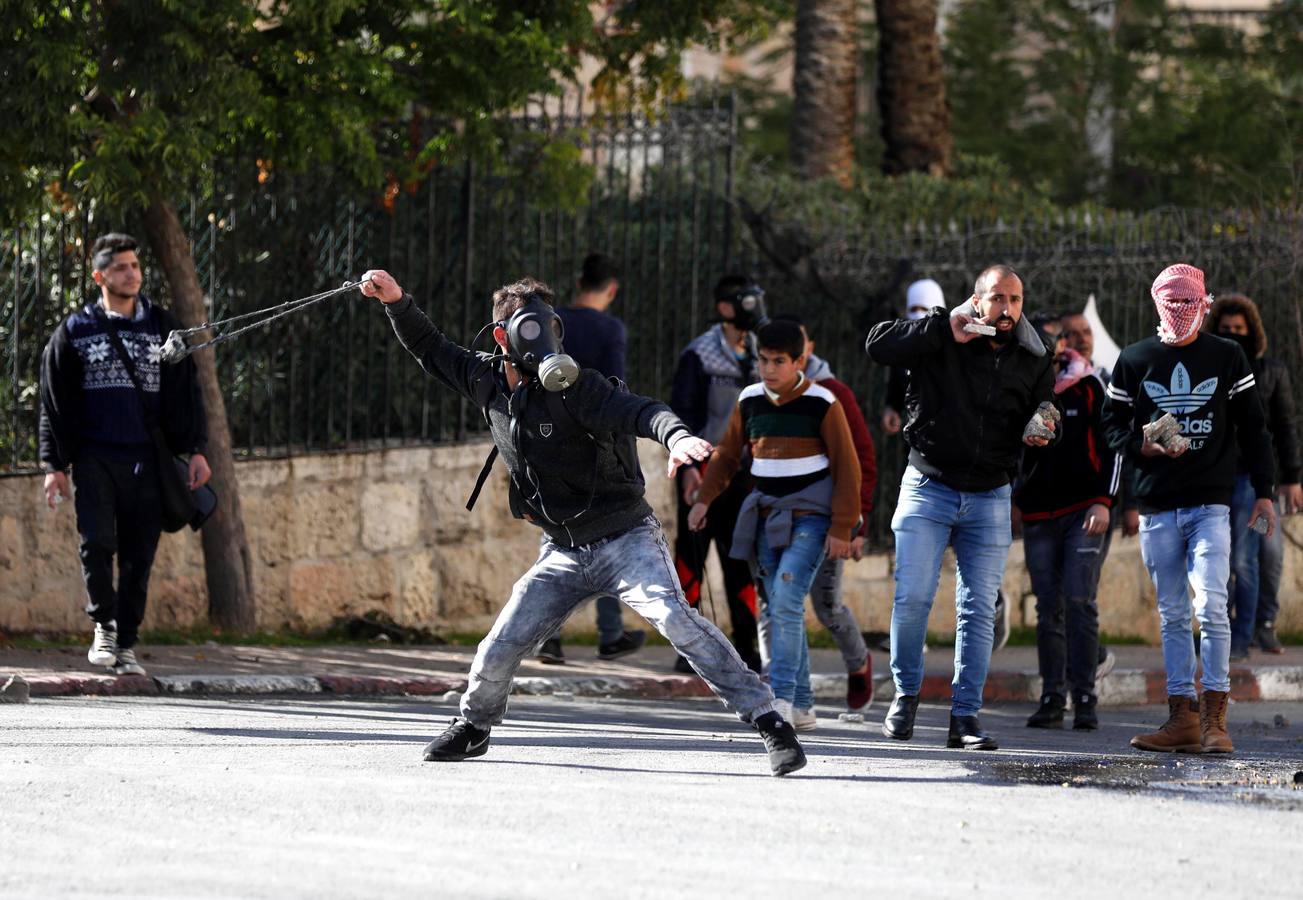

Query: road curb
<box><xmin>13</xmin><ymin>666</ymin><xmax>1303</xmax><ymax>704</ymax></box>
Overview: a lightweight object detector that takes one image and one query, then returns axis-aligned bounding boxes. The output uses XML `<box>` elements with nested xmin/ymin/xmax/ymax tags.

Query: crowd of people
<box><xmin>38</xmin><ymin>233</ymin><xmax>1297</xmax><ymax>776</ymax></box>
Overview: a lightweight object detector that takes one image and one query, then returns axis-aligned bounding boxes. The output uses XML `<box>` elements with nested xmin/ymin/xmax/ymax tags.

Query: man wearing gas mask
<box><xmin>866</xmin><ymin>264</ymin><xmax>1057</xmax><ymax>751</ymax></box>
<box><xmin>361</xmin><ymin>269</ymin><xmax>807</xmax><ymax>776</ymax></box>
<box><xmin>669</xmin><ymin>275</ymin><xmax>769</xmax><ymax>673</ymax></box>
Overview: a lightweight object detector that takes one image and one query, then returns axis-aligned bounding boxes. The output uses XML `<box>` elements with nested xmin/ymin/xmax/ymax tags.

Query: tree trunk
<box><xmin>875</xmin><ymin>0</ymin><xmax>952</xmax><ymax>177</ymax></box>
<box><xmin>141</xmin><ymin>197</ymin><xmax>257</xmax><ymax>632</ymax></box>
<box><xmin>791</xmin><ymin>0</ymin><xmax>859</xmax><ymax>186</ymax></box>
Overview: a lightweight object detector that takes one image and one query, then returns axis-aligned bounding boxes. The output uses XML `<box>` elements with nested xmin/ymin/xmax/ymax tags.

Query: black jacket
<box><xmin>384</xmin><ymin>295</ymin><xmax>690</xmax><ymax>547</ymax></box>
<box><xmin>1246</xmin><ymin>356</ymin><xmax>1300</xmax><ymax>484</ymax></box>
<box><xmin>865</xmin><ymin>307</ymin><xmax>1056</xmax><ymax>492</ymax></box>
<box><xmin>1016</xmin><ymin>373</ymin><xmax>1122</xmax><ymax>519</ymax></box>
<box><xmin>39</xmin><ymin>297</ymin><xmax>207</xmax><ymax>472</ymax></box>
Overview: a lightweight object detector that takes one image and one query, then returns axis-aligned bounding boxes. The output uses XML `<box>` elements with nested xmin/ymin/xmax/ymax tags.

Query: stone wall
<box><xmin>3</xmin><ymin>442</ymin><xmax>1302</xmax><ymax>639</ymax></box>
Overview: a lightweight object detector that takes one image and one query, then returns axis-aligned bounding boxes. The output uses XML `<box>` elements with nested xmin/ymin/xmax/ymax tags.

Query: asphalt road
<box><xmin>2</xmin><ymin>696</ymin><xmax>1300</xmax><ymax>899</ymax></box>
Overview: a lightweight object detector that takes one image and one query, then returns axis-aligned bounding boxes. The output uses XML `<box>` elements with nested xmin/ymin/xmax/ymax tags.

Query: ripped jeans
<box><xmin>754</xmin><ymin>514</ymin><xmax>830</xmax><ymax>709</ymax></box>
<box><xmin>461</xmin><ymin>516</ymin><xmax>775</xmax><ymax>728</ymax></box>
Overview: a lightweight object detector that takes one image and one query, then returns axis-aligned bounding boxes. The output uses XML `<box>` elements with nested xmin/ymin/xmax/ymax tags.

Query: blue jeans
<box><xmin>1228</xmin><ymin>474</ymin><xmax>1261</xmax><ymax>653</ymax></box>
<box><xmin>755</xmin><ymin>514</ymin><xmax>829</xmax><ymax>708</ymax></box>
<box><xmin>1023</xmin><ymin>509</ymin><xmax>1111</xmax><ymax>698</ymax></box>
<box><xmin>462</xmin><ymin>516</ymin><xmax>775</xmax><ymax>728</ymax></box>
<box><xmin>1138</xmin><ymin>505</ymin><xmax>1232</xmax><ymax>696</ymax></box>
<box><xmin>889</xmin><ymin>466</ymin><xmax>1013</xmax><ymax>716</ymax></box>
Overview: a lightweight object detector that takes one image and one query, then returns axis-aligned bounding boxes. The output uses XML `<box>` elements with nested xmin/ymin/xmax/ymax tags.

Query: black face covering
<box><xmin>502</xmin><ymin>296</ymin><xmax>580</xmax><ymax>391</ymax></box>
<box><xmin>1219</xmin><ymin>331</ymin><xmax>1256</xmax><ymax>359</ymax></box>
<box><xmin>721</xmin><ymin>285</ymin><xmax>768</xmax><ymax>331</ymax></box>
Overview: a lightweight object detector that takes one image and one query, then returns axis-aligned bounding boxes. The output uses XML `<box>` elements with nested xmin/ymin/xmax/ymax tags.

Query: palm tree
<box><xmin>791</xmin><ymin>0</ymin><xmax>859</xmax><ymax>186</ymax></box>
<box><xmin>875</xmin><ymin>0</ymin><xmax>952</xmax><ymax>176</ymax></box>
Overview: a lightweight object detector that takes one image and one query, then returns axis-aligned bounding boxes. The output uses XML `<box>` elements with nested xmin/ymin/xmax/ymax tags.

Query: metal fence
<box><xmin>3</xmin><ymin>98</ymin><xmax>1300</xmax><ymax>549</ymax></box>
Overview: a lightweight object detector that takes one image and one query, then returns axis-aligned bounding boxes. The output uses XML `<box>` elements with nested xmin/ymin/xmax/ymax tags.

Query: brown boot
<box><xmin>1200</xmin><ymin>689</ymin><xmax>1234</xmax><ymax>754</ymax></box>
<box><xmin>1131</xmin><ymin>695</ymin><xmax>1201</xmax><ymax>753</ymax></box>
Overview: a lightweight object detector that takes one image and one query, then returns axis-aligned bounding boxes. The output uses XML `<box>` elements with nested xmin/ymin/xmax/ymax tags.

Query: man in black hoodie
<box><xmin>866</xmin><ymin>264</ymin><xmax>1056</xmax><ymax>751</ymax></box>
<box><xmin>361</xmin><ymin>269</ymin><xmax>806</xmax><ymax>776</ymax></box>
<box><xmin>39</xmin><ymin>233</ymin><xmax>209</xmax><ymax>679</ymax></box>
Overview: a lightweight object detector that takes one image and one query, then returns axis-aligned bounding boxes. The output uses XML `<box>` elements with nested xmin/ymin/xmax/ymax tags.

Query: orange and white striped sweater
<box><xmin>697</xmin><ymin>375</ymin><xmax>861</xmax><ymax>541</ymax></box>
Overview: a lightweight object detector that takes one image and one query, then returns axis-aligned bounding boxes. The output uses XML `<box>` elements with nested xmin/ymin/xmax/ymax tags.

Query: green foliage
<box><xmin>0</xmin><ymin>1</ymin><xmax>781</xmax><ymax>223</ymax></box>
<box><xmin>944</xmin><ymin>0</ymin><xmax>1302</xmax><ymax>209</ymax></box>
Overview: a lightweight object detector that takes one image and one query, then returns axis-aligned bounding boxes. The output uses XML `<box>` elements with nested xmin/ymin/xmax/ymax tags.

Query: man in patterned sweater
<box><xmin>39</xmin><ymin>233</ymin><xmax>209</xmax><ymax>677</ymax></box>
<box><xmin>689</xmin><ymin>319</ymin><xmax>861</xmax><ymax>732</ymax></box>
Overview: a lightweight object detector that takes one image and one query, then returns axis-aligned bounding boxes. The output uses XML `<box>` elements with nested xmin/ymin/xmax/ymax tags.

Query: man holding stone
<box><xmin>865</xmin><ymin>264</ymin><xmax>1056</xmax><ymax>751</ymax></box>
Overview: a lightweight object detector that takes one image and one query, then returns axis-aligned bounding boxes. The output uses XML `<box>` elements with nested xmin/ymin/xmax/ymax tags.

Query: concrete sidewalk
<box><xmin>4</xmin><ymin>640</ymin><xmax>1302</xmax><ymax>705</ymax></box>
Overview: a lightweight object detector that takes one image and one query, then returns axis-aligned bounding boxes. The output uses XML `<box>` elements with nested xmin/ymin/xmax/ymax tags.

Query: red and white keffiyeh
<box><xmin>1151</xmin><ymin>263</ymin><xmax>1212</xmax><ymax>345</ymax></box>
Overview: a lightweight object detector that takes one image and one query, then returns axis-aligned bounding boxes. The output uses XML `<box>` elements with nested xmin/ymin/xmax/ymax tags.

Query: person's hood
<box><xmin>804</xmin><ymin>352</ymin><xmax>834</xmax><ymax>382</ymax></box>
<box><xmin>950</xmin><ymin>299</ymin><xmax>1047</xmax><ymax>357</ymax></box>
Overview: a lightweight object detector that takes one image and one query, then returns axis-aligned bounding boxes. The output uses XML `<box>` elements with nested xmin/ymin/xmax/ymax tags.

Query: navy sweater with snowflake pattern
<box><xmin>38</xmin><ymin>296</ymin><xmax>207</xmax><ymax>471</ymax></box>
<box><xmin>1101</xmin><ymin>334</ymin><xmax>1273</xmax><ymax>513</ymax></box>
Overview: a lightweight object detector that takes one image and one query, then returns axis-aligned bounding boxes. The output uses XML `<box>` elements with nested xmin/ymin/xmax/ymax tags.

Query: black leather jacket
<box><xmin>1250</xmin><ymin>355</ymin><xmax>1300</xmax><ymax>484</ymax></box>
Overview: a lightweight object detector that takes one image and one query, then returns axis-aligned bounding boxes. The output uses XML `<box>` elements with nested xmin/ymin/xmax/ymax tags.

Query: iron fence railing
<box><xmin>3</xmin><ymin>98</ymin><xmax>1300</xmax><ymax>549</ymax></box>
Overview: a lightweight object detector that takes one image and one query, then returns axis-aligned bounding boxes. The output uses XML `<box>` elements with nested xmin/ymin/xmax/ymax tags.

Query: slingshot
<box><xmin>159</xmin><ymin>278</ymin><xmax>371</xmax><ymax>364</ymax></box>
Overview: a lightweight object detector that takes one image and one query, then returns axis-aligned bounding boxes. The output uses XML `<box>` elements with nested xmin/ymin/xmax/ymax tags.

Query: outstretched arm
<box><xmin>362</xmin><ymin>269</ymin><xmax>495</xmax><ymax>407</ymax></box>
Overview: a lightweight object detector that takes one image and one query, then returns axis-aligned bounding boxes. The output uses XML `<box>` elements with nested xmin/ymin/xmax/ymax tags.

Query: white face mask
<box><xmin>906</xmin><ymin>306</ymin><xmax>932</xmax><ymax>321</ymax></box>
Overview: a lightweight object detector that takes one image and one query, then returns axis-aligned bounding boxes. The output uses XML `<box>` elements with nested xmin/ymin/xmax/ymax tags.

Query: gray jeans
<box><xmin>757</xmin><ymin>556</ymin><xmax>870</xmax><ymax>674</ymax></box>
<box><xmin>462</xmin><ymin>516</ymin><xmax>776</xmax><ymax>728</ymax></box>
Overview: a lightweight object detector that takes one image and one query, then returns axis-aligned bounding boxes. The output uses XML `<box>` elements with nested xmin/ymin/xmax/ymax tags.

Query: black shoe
<box><xmin>1229</xmin><ymin>644</ymin><xmax>1250</xmax><ymax>663</ymax></box>
<box><xmin>536</xmin><ymin>637</ymin><xmax>565</xmax><ymax>665</ymax></box>
<box><xmin>1026</xmin><ymin>693</ymin><xmax>1066</xmax><ymax>729</ymax></box>
<box><xmin>882</xmin><ymin>694</ymin><xmax>919</xmax><ymax>740</ymax></box>
<box><xmin>598</xmin><ymin>629</ymin><xmax>647</xmax><ymax>660</ymax></box>
<box><xmin>673</xmin><ymin>654</ymin><xmax>695</xmax><ymax>674</ymax></box>
<box><xmin>422</xmin><ymin>718</ymin><xmax>491</xmax><ymax>761</ymax></box>
<box><xmin>754</xmin><ymin>711</ymin><xmax>807</xmax><ymax>776</ymax></box>
<box><xmin>1255</xmin><ymin>622</ymin><xmax>1285</xmax><ymax>655</ymax></box>
<box><xmin>1072</xmin><ymin>692</ymin><xmax>1099</xmax><ymax>731</ymax></box>
<box><xmin>947</xmin><ymin>714</ymin><xmax>998</xmax><ymax>750</ymax></box>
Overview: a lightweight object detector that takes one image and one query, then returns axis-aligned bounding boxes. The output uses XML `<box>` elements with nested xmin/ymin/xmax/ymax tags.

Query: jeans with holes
<box><xmin>461</xmin><ymin>516</ymin><xmax>775</xmax><ymax>728</ymax></box>
<box><xmin>754</xmin><ymin>513</ymin><xmax>829</xmax><ymax>708</ymax></box>
<box><xmin>889</xmin><ymin>466</ymin><xmax>1012</xmax><ymax>716</ymax></box>
<box><xmin>757</xmin><ymin>556</ymin><xmax>869</xmax><ymax>675</ymax></box>
<box><xmin>1023</xmin><ymin>509</ymin><xmax>1111</xmax><ymax>698</ymax></box>
<box><xmin>1228</xmin><ymin>473</ymin><xmax>1261</xmax><ymax>653</ymax></box>
<box><xmin>1138</xmin><ymin>505</ymin><xmax>1232</xmax><ymax>696</ymax></box>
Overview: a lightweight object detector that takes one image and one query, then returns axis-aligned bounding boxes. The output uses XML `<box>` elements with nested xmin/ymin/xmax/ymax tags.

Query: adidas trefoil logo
<box><xmin>1143</xmin><ymin>363</ymin><xmax>1218</xmax><ymax>414</ymax></box>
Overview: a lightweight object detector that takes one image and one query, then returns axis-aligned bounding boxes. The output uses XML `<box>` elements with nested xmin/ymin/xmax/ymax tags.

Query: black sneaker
<box><xmin>422</xmin><ymin>718</ymin><xmax>491</xmax><ymax>762</ymax></box>
<box><xmin>1072</xmin><ymin>692</ymin><xmax>1099</xmax><ymax>731</ymax></box>
<box><xmin>1026</xmin><ymin>693</ymin><xmax>1066</xmax><ymax>729</ymax></box>
<box><xmin>1229</xmin><ymin>644</ymin><xmax>1250</xmax><ymax>663</ymax></box>
<box><xmin>598</xmin><ymin>629</ymin><xmax>647</xmax><ymax>660</ymax></box>
<box><xmin>536</xmin><ymin>637</ymin><xmax>565</xmax><ymax>665</ymax></box>
<box><xmin>754</xmin><ymin>711</ymin><xmax>807</xmax><ymax>776</ymax></box>
<box><xmin>1255</xmin><ymin>622</ymin><xmax>1285</xmax><ymax>655</ymax></box>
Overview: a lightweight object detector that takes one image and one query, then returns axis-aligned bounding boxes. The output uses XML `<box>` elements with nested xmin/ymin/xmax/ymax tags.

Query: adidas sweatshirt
<box><xmin>696</xmin><ymin>374</ymin><xmax>861</xmax><ymax>541</ymax></box>
<box><xmin>1101</xmin><ymin>334</ymin><xmax>1274</xmax><ymax>513</ymax></box>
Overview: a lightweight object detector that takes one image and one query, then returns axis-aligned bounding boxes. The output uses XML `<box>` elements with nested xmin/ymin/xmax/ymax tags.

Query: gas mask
<box><xmin>502</xmin><ymin>295</ymin><xmax>579</xmax><ymax>392</ymax></box>
<box><xmin>721</xmin><ymin>284</ymin><xmax>768</xmax><ymax>331</ymax></box>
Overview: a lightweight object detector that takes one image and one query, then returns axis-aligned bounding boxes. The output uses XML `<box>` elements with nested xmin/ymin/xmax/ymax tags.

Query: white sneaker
<box><xmin>88</xmin><ymin>621</ymin><xmax>118</xmax><ymax>667</ymax></box>
<box><xmin>112</xmin><ymin>648</ymin><xmax>147</xmax><ymax>677</ymax></box>
<box><xmin>792</xmin><ymin>707</ymin><xmax>818</xmax><ymax>733</ymax></box>
<box><xmin>771</xmin><ymin>698</ymin><xmax>794</xmax><ymax>724</ymax></box>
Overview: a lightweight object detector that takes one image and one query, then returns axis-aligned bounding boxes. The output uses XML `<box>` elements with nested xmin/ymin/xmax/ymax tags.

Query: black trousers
<box><xmin>674</xmin><ymin>469</ymin><xmax>760</xmax><ymax>672</ymax></box>
<box><xmin>72</xmin><ymin>452</ymin><xmax>163</xmax><ymax>650</ymax></box>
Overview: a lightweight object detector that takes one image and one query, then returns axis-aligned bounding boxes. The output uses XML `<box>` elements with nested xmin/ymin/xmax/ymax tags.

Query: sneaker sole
<box><xmin>946</xmin><ymin>739</ymin><xmax>999</xmax><ymax>750</ymax></box>
<box><xmin>423</xmin><ymin>744</ymin><xmax>490</xmax><ymax>762</ymax></box>
<box><xmin>793</xmin><ymin>723</ymin><xmax>817</xmax><ymax>733</ymax></box>
<box><xmin>771</xmin><ymin>753</ymin><xmax>807</xmax><ymax>777</ymax></box>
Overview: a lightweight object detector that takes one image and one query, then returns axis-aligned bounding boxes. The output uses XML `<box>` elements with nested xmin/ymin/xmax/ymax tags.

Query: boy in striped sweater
<box><xmin>689</xmin><ymin>320</ymin><xmax>861</xmax><ymax>731</ymax></box>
